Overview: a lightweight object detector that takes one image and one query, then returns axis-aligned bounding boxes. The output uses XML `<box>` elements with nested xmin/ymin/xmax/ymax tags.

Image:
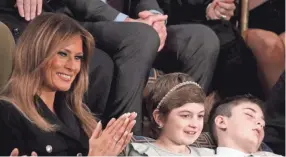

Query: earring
<box><xmin>158</xmin><ymin>124</ymin><xmax>163</xmax><ymax>128</ymax></box>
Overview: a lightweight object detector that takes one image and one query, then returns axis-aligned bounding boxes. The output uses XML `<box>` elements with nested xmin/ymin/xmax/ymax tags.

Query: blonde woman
<box><xmin>0</xmin><ymin>13</ymin><xmax>136</xmax><ymax>156</ymax></box>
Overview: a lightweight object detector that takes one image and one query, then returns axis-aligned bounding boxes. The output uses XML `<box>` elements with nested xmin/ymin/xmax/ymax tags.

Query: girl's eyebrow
<box><xmin>178</xmin><ymin>110</ymin><xmax>205</xmax><ymax>114</ymax></box>
<box><xmin>179</xmin><ymin>111</ymin><xmax>191</xmax><ymax>114</ymax></box>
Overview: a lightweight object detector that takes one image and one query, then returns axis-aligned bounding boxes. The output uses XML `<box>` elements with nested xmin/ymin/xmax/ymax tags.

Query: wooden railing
<box><xmin>240</xmin><ymin>0</ymin><xmax>249</xmax><ymax>38</ymax></box>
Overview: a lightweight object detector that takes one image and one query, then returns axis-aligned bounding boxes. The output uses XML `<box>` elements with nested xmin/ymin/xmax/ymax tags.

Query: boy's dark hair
<box><xmin>208</xmin><ymin>94</ymin><xmax>264</xmax><ymax>143</ymax></box>
<box><xmin>145</xmin><ymin>72</ymin><xmax>206</xmax><ymax>139</ymax></box>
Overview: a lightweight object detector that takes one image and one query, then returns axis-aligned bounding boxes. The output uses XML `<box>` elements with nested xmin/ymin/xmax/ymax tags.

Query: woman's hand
<box><xmin>88</xmin><ymin>112</ymin><xmax>137</xmax><ymax>156</ymax></box>
<box><xmin>206</xmin><ymin>0</ymin><xmax>236</xmax><ymax>20</ymax></box>
<box><xmin>10</xmin><ymin>148</ymin><xmax>37</xmax><ymax>157</ymax></box>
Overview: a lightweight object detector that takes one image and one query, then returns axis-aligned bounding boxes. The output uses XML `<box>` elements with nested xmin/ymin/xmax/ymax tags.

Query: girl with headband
<box><xmin>124</xmin><ymin>73</ymin><xmax>214</xmax><ymax>156</ymax></box>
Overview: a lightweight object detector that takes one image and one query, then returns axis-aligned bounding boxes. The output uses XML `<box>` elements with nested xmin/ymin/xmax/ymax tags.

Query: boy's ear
<box><xmin>215</xmin><ymin>115</ymin><xmax>228</xmax><ymax>130</ymax></box>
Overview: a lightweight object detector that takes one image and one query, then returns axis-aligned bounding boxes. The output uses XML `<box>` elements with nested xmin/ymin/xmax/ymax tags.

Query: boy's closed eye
<box><xmin>244</xmin><ymin>112</ymin><xmax>254</xmax><ymax>118</ymax></box>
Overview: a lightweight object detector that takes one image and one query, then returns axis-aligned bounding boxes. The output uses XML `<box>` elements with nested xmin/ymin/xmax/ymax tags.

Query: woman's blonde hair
<box><xmin>0</xmin><ymin>13</ymin><xmax>97</xmax><ymax>137</ymax></box>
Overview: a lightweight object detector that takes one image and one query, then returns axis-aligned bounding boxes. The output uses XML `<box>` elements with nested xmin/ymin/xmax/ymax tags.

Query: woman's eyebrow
<box><xmin>62</xmin><ymin>48</ymin><xmax>83</xmax><ymax>55</ymax></box>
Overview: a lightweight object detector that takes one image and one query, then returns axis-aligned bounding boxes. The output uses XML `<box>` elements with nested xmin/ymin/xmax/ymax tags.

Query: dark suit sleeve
<box><xmin>167</xmin><ymin>0</ymin><xmax>212</xmax><ymax>24</ymax></box>
<box><xmin>61</xmin><ymin>0</ymin><xmax>121</xmax><ymax>21</ymax></box>
<box><xmin>183</xmin><ymin>0</ymin><xmax>212</xmax><ymax>19</ymax></box>
<box><xmin>0</xmin><ymin>101</ymin><xmax>27</xmax><ymax>156</ymax></box>
<box><xmin>131</xmin><ymin>0</ymin><xmax>164</xmax><ymax>17</ymax></box>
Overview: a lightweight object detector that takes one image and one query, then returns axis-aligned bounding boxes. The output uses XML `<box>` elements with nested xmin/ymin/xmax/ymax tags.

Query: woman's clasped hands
<box><xmin>88</xmin><ymin>112</ymin><xmax>137</xmax><ymax>156</ymax></box>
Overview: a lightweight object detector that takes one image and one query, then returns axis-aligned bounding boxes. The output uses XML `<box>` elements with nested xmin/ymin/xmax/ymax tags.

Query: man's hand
<box><xmin>14</xmin><ymin>0</ymin><xmax>43</xmax><ymax>21</ymax></box>
<box><xmin>206</xmin><ymin>0</ymin><xmax>236</xmax><ymax>21</ymax></box>
<box><xmin>138</xmin><ymin>11</ymin><xmax>167</xmax><ymax>52</ymax></box>
<box><xmin>124</xmin><ymin>13</ymin><xmax>167</xmax><ymax>26</ymax></box>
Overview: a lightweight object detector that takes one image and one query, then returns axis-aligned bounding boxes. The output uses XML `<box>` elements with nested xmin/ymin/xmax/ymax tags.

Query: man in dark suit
<box><xmin>60</xmin><ymin>0</ymin><xmax>220</xmax><ymax>135</ymax></box>
<box><xmin>0</xmin><ymin>0</ymin><xmax>220</xmax><ymax>135</ymax></box>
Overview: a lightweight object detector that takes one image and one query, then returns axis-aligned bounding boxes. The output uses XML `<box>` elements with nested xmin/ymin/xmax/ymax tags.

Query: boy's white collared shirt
<box><xmin>216</xmin><ymin>147</ymin><xmax>252</xmax><ymax>157</ymax></box>
<box><xmin>215</xmin><ymin>146</ymin><xmax>283</xmax><ymax>157</ymax></box>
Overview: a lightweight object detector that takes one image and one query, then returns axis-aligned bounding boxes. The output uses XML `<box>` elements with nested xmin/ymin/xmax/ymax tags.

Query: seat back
<box><xmin>0</xmin><ymin>21</ymin><xmax>14</xmax><ymax>88</ymax></box>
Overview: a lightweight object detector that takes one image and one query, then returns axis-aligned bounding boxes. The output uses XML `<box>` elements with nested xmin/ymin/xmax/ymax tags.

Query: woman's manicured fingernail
<box><xmin>96</xmin><ymin>121</ymin><xmax>101</xmax><ymax>127</ymax></box>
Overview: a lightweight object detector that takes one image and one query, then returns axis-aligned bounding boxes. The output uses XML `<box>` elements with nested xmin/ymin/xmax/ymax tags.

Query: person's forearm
<box><xmin>114</xmin><ymin>13</ymin><xmax>129</xmax><ymax>21</ymax></box>
<box><xmin>135</xmin><ymin>0</ymin><xmax>163</xmax><ymax>16</ymax></box>
<box><xmin>62</xmin><ymin>0</ymin><xmax>120</xmax><ymax>21</ymax></box>
<box><xmin>100</xmin><ymin>0</ymin><xmax>129</xmax><ymax>22</ymax></box>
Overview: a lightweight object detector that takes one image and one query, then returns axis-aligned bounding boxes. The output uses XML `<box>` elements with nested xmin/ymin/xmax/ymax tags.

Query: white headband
<box><xmin>157</xmin><ymin>81</ymin><xmax>201</xmax><ymax>109</ymax></box>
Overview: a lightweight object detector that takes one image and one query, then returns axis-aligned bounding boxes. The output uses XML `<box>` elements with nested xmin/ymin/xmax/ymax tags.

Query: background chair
<box><xmin>0</xmin><ymin>21</ymin><xmax>14</xmax><ymax>88</ymax></box>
